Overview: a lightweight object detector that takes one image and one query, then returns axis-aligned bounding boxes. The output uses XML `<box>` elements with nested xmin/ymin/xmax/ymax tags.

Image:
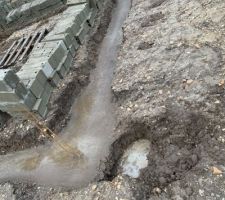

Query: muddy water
<box><xmin>119</xmin><ymin>140</ymin><xmax>151</xmax><ymax>178</ymax></box>
<box><xmin>0</xmin><ymin>0</ymin><xmax>131</xmax><ymax>187</ymax></box>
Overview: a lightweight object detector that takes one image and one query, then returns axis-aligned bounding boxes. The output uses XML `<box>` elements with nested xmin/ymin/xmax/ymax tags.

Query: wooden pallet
<box><xmin>0</xmin><ymin>29</ymin><xmax>48</xmax><ymax>68</ymax></box>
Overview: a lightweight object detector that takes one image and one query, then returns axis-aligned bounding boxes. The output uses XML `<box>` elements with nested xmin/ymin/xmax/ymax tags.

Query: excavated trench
<box><xmin>0</xmin><ymin>0</ymin><xmax>131</xmax><ymax>188</ymax></box>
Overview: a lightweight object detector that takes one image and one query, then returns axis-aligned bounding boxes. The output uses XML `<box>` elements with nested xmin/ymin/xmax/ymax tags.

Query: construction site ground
<box><xmin>1</xmin><ymin>0</ymin><xmax>225</xmax><ymax>199</ymax></box>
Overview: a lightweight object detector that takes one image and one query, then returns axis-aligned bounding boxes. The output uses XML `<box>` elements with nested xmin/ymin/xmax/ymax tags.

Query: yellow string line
<box><xmin>21</xmin><ymin>110</ymin><xmax>84</xmax><ymax>159</ymax></box>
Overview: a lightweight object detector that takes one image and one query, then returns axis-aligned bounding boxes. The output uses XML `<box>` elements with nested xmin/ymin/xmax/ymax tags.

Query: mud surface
<box><xmin>109</xmin><ymin>0</ymin><xmax>225</xmax><ymax>199</ymax></box>
<box><xmin>1</xmin><ymin>0</ymin><xmax>225</xmax><ymax>199</ymax></box>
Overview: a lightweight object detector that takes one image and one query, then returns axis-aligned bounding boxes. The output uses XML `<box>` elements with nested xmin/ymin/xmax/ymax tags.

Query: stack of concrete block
<box><xmin>17</xmin><ymin>40</ymin><xmax>70</xmax><ymax>117</ymax></box>
<box><xmin>6</xmin><ymin>0</ymin><xmax>65</xmax><ymax>24</ymax></box>
<box><xmin>0</xmin><ymin>0</ymin><xmax>108</xmax><ymax>118</ymax></box>
<box><xmin>0</xmin><ymin>69</ymin><xmax>36</xmax><ymax>116</ymax></box>
<box><xmin>50</xmin><ymin>3</ymin><xmax>95</xmax><ymax>45</ymax></box>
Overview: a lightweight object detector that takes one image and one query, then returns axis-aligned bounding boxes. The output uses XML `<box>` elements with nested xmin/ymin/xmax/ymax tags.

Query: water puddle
<box><xmin>0</xmin><ymin>0</ymin><xmax>131</xmax><ymax>187</ymax></box>
<box><xmin>120</xmin><ymin>139</ymin><xmax>151</xmax><ymax>178</ymax></box>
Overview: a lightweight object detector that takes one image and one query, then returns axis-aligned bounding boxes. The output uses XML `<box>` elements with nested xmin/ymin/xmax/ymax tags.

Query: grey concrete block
<box><xmin>0</xmin><ymin>69</ymin><xmax>19</xmax><ymax>89</ymax></box>
<box><xmin>40</xmin><ymin>81</ymin><xmax>53</xmax><ymax>105</ymax></box>
<box><xmin>62</xmin><ymin>3</ymin><xmax>86</xmax><ymax>17</ymax></box>
<box><xmin>17</xmin><ymin>66</ymin><xmax>48</xmax><ymax>85</ymax></box>
<box><xmin>15</xmin><ymin>81</ymin><xmax>28</xmax><ymax>99</ymax></box>
<box><xmin>56</xmin><ymin>62</ymin><xmax>67</xmax><ymax>78</ymax></box>
<box><xmin>69</xmin><ymin>44</ymin><xmax>76</xmax><ymax>57</ymax></box>
<box><xmin>33</xmin><ymin>98</ymin><xmax>48</xmax><ymax>118</ymax></box>
<box><xmin>32</xmin><ymin>98</ymin><xmax>42</xmax><ymax>112</ymax></box>
<box><xmin>0</xmin><ymin>91</ymin><xmax>21</xmax><ymax>102</ymax></box>
<box><xmin>24</xmin><ymin>78</ymin><xmax>44</xmax><ymax>98</ymax></box>
<box><xmin>38</xmin><ymin>103</ymin><xmax>48</xmax><ymax>118</ymax></box>
<box><xmin>38</xmin><ymin>0</ymin><xmax>62</xmax><ymax>10</ymax></box>
<box><xmin>43</xmin><ymin>33</ymin><xmax>71</xmax><ymax>49</ymax></box>
<box><xmin>0</xmin><ymin>102</ymin><xmax>29</xmax><ymax>113</ymax></box>
<box><xmin>63</xmin><ymin>52</ymin><xmax>73</xmax><ymax>72</ymax></box>
<box><xmin>24</xmin><ymin>91</ymin><xmax>37</xmax><ymax>109</ymax></box>
<box><xmin>28</xmin><ymin>55</ymin><xmax>59</xmax><ymax>69</ymax></box>
<box><xmin>76</xmin><ymin>21</ymin><xmax>90</xmax><ymax>43</ymax></box>
<box><xmin>43</xmin><ymin>33</ymin><xmax>77</xmax><ymax>56</ymax></box>
<box><xmin>87</xmin><ymin>7</ymin><xmax>97</xmax><ymax>26</ymax></box>
<box><xmin>49</xmin><ymin>71</ymin><xmax>61</xmax><ymax>87</ymax></box>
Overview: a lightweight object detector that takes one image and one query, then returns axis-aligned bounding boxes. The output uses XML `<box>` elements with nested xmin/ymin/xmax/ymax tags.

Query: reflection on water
<box><xmin>0</xmin><ymin>0</ymin><xmax>131</xmax><ymax>187</ymax></box>
<box><xmin>21</xmin><ymin>155</ymin><xmax>42</xmax><ymax>171</ymax></box>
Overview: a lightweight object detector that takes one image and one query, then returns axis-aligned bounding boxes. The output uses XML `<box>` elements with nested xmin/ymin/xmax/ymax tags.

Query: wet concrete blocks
<box><xmin>0</xmin><ymin>0</ymin><xmax>104</xmax><ymax>118</ymax></box>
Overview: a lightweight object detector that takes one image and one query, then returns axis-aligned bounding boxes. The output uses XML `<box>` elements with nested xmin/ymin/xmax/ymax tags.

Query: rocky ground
<box><xmin>1</xmin><ymin>0</ymin><xmax>225</xmax><ymax>199</ymax></box>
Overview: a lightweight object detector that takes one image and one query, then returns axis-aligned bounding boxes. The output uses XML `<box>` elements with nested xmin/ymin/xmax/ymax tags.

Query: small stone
<box><xmin>219</xmin><ymin>79</ymin><xmax>225</xmax><ymax>86</ymax></box>
<box><xmin>186</xmin><ymin>79</ymin><xmax>194</xmax><ymax>85</ymax></box>
<box><xmin>215</xmin><ymin>100</ymin><xmax>220</xmax><ymax>104</ymax></box>
<box><xmin>153</xmin><ymin>187</ymin><xmax>161</xmax><ymax>194</ymax></box>
<box><xmin>159</xmin><ymin>90</ymin><xmax>163</xmax><ymax>95</ymax></box>
<box><xmin>199</xmin><ymin>189</ymin><xmax>204</xmax><ymax>196</ymax></box>
<box><xmin>92</xmin><ymin>185</ymin><xmax>97</xmax><ymax>191</ymax></box>
<box><xmin>211</xmin><ymin>166</ymin><xmax>223</xmax><ymax>175</ymax></box>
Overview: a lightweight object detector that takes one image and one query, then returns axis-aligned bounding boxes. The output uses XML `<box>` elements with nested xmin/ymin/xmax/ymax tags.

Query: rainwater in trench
<box><xmin>0</xmin><ymin>0</ymin><xmax>131</xmax><ymax>187</ymax></box>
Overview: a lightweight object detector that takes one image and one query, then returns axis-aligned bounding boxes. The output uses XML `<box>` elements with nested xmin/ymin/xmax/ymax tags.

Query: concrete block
<box><xmin>38</xmin><ymin>0</ymin><xmax>62</xmax><ymax>10</ymax></box>
<box><xmin>43</xmin><ymin>33</ymin><xmax>71</xmax><ymax>49</ymax></box>
<box><xmin>62</xmin><ymin>3</ymin><xmax>86</xmax><ymax>16</ymax></box>
<box><xmin>63</xmin><ymin>52</ymin><xmax>73</xmax><ymax>72</ymax></box>
<box><xmin>56</xmin><ymin>62</ymin><xmax>67</xmax><ymax>78</ymax></box>
<box><xmin>69</xmin><ymin>45</ymin><xmax>76</xmax><ymax>56</ymax></box>
<box><xmin>33</xmin><ymin>98</ymin><xmax>48</xmax><ymax>118</ymax></box>
<box><xmin>0</xmin><ymin>91</ymin><xmax>21</xmax><ymax>102</ymax></box>
<box><xmin>0</xmin><ymin>69</ymin><xmax>20</xmax><ymax>89</ymax></box>
<box><xmin>28</xmin><ymin>54</ymin><xmax>58</xmax><ymax>69</ymax></box>
<box><xmin>50</xmin><ymin>26</ymin><xmax>75</xmax><ymax>44</ymax></box>
<box><xmin>24</xmin><ymin>91</ymin><xmax>37</xmax><ymax>109</ymax></box>
<box><xmin>17</xmin><ymin>66</ymin><xmax>48</xmax><ymax>85</ymax></box>
<box><xmin>43</xmin><ymin>33</ymin><xmax>77</xmax><ymax>56</ymax></box>
<box><xmin>0</xmin><ymin>102</ymin><xmax>29</xmax><ymax>113</ymax></box>
<box><xmin>38</xmin><ymin>103</ymin><xmax>48</xmax><ymax>118</ymax></box>
<box><xmin>80</xmin><ymin>3</ymin><xmax>91</xmax><ymax>20</ymax></box>
<box><xmin>76</xmin><ymin>21</ymin><xmax>90</xmax><ymax>44</ymax></box>
<box><xmin>32</xmin><ymin>98</ymin><xmax>42</xmax><ymax>112</ymax></box>
<box><xmin>49</xmin><ymin>71</ymin><xmax>61</xmax><ymax>87</ymax></box>
<box><xmin>15</xmin><ymin>81</ymin><xmax>28</xmax><ymax>99</ymax></box>
<box><xmin>24</xmin><ymin>78</ymin><xmax>44</xmax><ymax>98</ymax></box>
<box><xmin>87</xmin><ymin>7</ymin><xmax>97</xmax><ymax>26</ymax></box>
<box><xmin>40</xmin><ymin>81</ymin><xmax>53</xmax><ymax>105</ymax></box>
